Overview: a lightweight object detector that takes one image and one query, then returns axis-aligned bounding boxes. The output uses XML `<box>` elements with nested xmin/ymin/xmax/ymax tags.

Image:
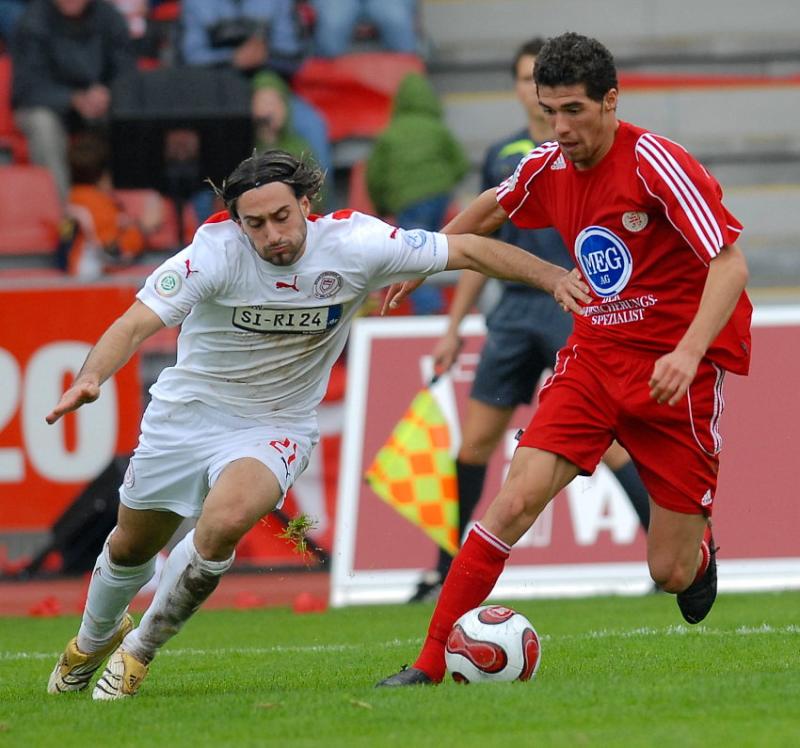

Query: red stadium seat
<box><xmin>346</xmin><ymin>159</ymin><xmax>462</xmax><ymax>224</ymax></box>
<box><xmin>0</xmin><ymin>165</ymin><xmax>63</xmax><ymax>255</ymax></box>
<box><xmin>114</xmin><ymin>189</ymin><xmax>198</xmax><ymax>252</ymax></box>
<box><xmin>346</xmin><ymin>160</ymin><xmax>379</xmax><ymax>216</ymax></box>
<box><xmin>0</xmin><ymin>55</ymin><xmax>28</xmax><ymax>162</ymax></box>
<box><xmin>293</xmin><ymin>52</ymin><xmax>425</xmax><ymax>141</ymax></box>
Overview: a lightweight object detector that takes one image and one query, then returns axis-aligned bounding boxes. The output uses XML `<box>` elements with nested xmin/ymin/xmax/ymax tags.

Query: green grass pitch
<box><xmin>1</xmin><ymin>590</ymin><xmax>798</xmax><ymax>747</ymax></box>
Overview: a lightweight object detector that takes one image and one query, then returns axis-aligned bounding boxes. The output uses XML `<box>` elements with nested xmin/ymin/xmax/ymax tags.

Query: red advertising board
<box><xmin>332</xmin><ymin>309</ymin><xmax>800</xmax><ymax>606</ymax></box>
<box><xmin>0</xmin><ymin>286</ymin><xmax>141</xmax><ymax>531</ymax></box>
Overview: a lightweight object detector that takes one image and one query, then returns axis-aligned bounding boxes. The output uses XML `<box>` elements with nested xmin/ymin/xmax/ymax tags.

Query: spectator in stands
<box><xmin>9</xmin><ymin>0</ymin><xmax>136</xmax><ymax>203</ymax></box>
<box><xmin>310</xmin><ymin>0</ymin><xmax>418</xmax><ymax>57</ymax></box>
<box><xmin>0</xmin><ymin>1</ymin><xmax>28</xmax><ymax>48</ymax></box>
<box><xmin>64</xmin><ymin>129</ymin><xmax>163</xmax><ymax>277</ymax></box>
<box><xmin>105</xmin><ymin>0</ymin><xmax>162</xmax><ymax>61</ymax></box>
<box><xmin>250</xmin><ymin>69</ymin><xmax>328</xmax><ymax>210</ymax></box>
<box><xmin>252</xmin><ymin>71</ymin><xmax>313</xmax><ymax>159</ymax></box>
<box><xmin>180</xmin><ymin>0</ymin><xmax>331</xmax><ymax>180</ymax></box>
<box><xmin>366</xmin><ymin>71</ymin><xmax>469</xmax><ymax>314</ymax></box>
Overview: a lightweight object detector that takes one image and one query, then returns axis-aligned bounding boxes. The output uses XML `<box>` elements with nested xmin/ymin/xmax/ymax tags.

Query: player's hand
<box><xmin>45</xmin><ymin>381</ymin><xmax>101</xmax><ymax>424</ymax></box>
<box><xmin>380</xmin><ymin>278</ymin><xmax>425</xmax><ymax>315</ymax></box>
<box><xmin>553</xmin><ymin>268</ymin><xmax>592</xmax><ymax>314</ymax></box>
<box><xmin>649</xmin><ymin>349</ymin><xmax>701</xmax><ymax>406</ymax></box>
<box><xmin>431</xmin><ymin>331</ymin><xmax>464</xmax><ymax>378</ymax></box>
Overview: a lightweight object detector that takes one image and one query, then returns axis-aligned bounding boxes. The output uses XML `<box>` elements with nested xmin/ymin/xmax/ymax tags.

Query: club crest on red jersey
<box><xmin>574</xmin><ymin>226</ymin><xmax>633</xmax><ymax>298</ymax></box>
<box><xmin>622</xmin><ymin>211</ymin><xmax>648</xmax><ymax>232</ymax></box>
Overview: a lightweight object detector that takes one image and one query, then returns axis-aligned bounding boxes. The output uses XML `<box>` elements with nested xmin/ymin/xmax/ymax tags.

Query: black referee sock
<box><xmin>612</xmin><ymin>461</ymin><xmax>651</xmax><ymax>531</ymax></box>
<box><xmin>435</xmin><ymin>461</ymin><xmax>488</xmax><ymax>577</ymax></box>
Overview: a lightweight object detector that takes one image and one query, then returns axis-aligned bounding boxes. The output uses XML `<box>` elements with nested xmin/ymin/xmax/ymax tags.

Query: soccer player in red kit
<box><xmin>378</xmin><ymin>31</ymin><xmax>752</xmax><ymax>687</ymax></box>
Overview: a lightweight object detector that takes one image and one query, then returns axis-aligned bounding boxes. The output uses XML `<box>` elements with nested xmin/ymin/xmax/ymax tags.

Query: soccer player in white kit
<box><xmin>45</xmin><ymin>150</ymin><xmax>590</xmax><ymax>699</ymax></box>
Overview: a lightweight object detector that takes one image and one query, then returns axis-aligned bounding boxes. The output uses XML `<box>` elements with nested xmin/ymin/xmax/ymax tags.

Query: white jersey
<box><xmin>137</xmin><ymin>210</ymin><xmax>448</xmax><ymax>421</ymax></box>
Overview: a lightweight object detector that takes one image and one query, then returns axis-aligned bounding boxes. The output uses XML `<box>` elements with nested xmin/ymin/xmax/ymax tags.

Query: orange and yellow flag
<box><xmin>365</xmin><ymin>389</ymin><xmax>458</xmax><ymax>555</ymax></box>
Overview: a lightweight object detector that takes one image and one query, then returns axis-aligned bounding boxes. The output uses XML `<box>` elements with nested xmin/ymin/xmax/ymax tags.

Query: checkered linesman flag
<box><xmin>365</xmin><ymin>387</ymin><xmax>459</xmax><ymax>555</ymax></box>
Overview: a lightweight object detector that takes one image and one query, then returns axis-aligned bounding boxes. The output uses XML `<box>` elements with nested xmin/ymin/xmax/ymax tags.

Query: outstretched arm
<box><xmin>381</xmin><ymin>189</ymin><xmax>508</xmax><ymax>314</ymax></box>
<box><xmin>445</xmin><ymin>233</ymin><xmax>590</xmax><ymax>314</ymax></box>
<box><xmin>649</xmin><ymin>243</ymin><xmax>749</xmax><ymax>406</ymax></box>
<box><xmin>46</xmin><ymin>301</ymin><xmax>166</xmax><ymax>424</ymax></box>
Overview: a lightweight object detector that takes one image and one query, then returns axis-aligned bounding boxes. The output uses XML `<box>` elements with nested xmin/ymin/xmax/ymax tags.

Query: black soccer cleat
<box><xmin>677</xmin><ymin>533</ymin><xmax>718</xmax><ymax>624</ymax></box>
<box><xmin>408</xmin><ymin>571</ymin><xmax>444</xmax><ymax>603</ymax></box>
<box><xmin>375</xmin><ymin>665</ymin><xmax>434</xmax><ymax>687</ymax></box>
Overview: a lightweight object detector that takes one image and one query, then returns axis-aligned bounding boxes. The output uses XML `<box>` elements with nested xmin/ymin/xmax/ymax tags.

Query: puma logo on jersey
<box><xmin>184</xmin><ymin>259</ymin><xmax>200</xmax><ymax>277</ymax></box>
<box><xmin>275</xmin><ymin>275</ymin><xmax>300</xmax><ymax>291</ymax></box>
<box><xmin>550</xmin><ymin>153</ymin><xmax>566</xmax><ymax>170</ymax></box>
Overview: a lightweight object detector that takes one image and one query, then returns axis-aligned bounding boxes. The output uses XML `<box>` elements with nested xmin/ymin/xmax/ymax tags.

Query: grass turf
<box><xmin>1</xmin><ymin>590</ymin><xmax>798</xmax><ymax>747</ymax></box>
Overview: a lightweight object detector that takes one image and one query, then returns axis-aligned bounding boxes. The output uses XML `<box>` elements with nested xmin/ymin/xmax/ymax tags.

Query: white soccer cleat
<box><xmin>92</xmin><ymin>647</ymin><xmax>149</xmax><ymax>700</ymax></box>
<box><xmin>47</xmin><ymin>613</ymin><xmax>134</xmax><ymax>694</ymax></box>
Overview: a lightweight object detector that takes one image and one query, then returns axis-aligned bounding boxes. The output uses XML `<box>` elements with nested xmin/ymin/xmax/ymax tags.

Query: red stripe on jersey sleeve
<box><xmin>634</xmin><ymin>134</ymin><xmax>742</xmax><ymax>261</ymax></box>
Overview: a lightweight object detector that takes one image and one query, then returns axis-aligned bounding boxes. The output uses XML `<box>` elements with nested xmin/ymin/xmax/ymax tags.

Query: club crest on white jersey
<box><xmin>574</xmin><ymin>226</ymin><xmax>633</xmax><ymax>298</ymax></box>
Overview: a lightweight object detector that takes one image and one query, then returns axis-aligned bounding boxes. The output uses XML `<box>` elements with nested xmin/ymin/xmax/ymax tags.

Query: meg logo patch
<box><xmin>155</xmin><ymin>270</ymin><xmax>182</xmax><ymax>297</ymax></box>
<box><xmin>574</xmin><ymin>226</ymin><xmax>633</xmax><ymax>298</ymax></box>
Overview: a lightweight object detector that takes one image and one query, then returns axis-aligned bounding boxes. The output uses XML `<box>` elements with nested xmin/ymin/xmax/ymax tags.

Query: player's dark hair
<box><xmin>534</xmin><ymin>32</ymin><xmax>618</xmax><ymax>101</ymax></box>
<box><xmin>211</xmin><ymin>150</ymin><xmax>324</xmax><ymax>219</ymax></box>
<box><xmin>511</xmin><ymin>37</ymin><xmax>545</xmax><ymax>79</ymax></box>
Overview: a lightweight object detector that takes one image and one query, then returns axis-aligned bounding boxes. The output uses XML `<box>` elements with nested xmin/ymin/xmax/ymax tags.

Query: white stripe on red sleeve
<box><xmin>636</xmin><ymin>134</ymin><xmax>724</xmax><ymax>259</ymax></box>
<box><xmin>496</xmin><ymin>143</ymin><xmax>560</xmax><ymax>218</ymax></box>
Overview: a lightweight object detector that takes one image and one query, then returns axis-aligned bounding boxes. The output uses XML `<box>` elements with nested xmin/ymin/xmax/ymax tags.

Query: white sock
<box><xmin>77</xmin><ymin>531</ymin><xmax>156</xmax><ymax>653</ymax></box>
<box><xmin>123</xmin><ymin>529</ymin><xmax>234</xmax><ymax>664</ymax></box>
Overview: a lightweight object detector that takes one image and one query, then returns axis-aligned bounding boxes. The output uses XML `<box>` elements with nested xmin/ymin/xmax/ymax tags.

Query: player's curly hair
<box><xmin>211</xmin><ymin>149</ymin><xmax>324</xmax><ymax>219</ymax></box>
<box><xmin>534</xmin><ymin>32</ymin><xmax>618</xmax><ymax>102</ymax></box>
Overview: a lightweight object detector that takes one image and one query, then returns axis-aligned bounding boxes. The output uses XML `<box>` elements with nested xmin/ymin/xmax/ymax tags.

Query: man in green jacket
<box><xmin>367</xmin><ymin>72</ymin><xmax>469</xmax><ymax>313</ymax></box>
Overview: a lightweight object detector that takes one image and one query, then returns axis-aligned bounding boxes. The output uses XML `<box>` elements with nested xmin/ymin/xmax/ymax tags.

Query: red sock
<box><xmin>413</xmin><ymin>523</ymin><xmax>510</xmax><ymax>682</ymax></box>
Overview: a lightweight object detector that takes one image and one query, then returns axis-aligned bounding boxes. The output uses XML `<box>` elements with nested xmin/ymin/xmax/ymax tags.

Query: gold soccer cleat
<box><xmin>47</xmin><ymin>614</ymin><xmax>135</xmax><ymax>694</ymax></box>
<box><xmin>92</xmin><ymin>648</ymin><xmax>149</xmax><ymax>700</ymax></box>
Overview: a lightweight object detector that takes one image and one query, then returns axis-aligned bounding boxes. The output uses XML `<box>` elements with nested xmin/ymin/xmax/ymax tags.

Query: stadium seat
<box><xmin>293</xmin><ymin>52</ymin><xmax>426</xmax><ymax>141</ymax></box>
<box><xmin>346</xmin><ymin>160</ymin><xmax>379</xmax><ymax>216</ymax></box>
<box><xmin>0</xmin><ymin>55</ymin><xmax>28</xmax><ymax>163</ymax></box>
<box><xmin>114</xmin><ymin>189</ymin><xmax>198</xmax><ymax>252</ymax></box>
<box><xmin>0</xmin><ymin>165</ymin><xmax>62</xmax><ymax>255</ymax></box>
<box><xmin>346</xmin><ymin>159</ymin><xmax>462</xmax><ymax>225</ymax></box>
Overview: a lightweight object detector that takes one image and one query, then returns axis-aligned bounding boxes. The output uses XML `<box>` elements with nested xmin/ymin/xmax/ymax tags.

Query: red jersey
<box><xmin>496</xmin><ymin>121</ymin><xmax>752</xmax><ymax>375</ymax></box>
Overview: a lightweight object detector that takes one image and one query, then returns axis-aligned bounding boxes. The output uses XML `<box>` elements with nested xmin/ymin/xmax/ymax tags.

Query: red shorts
<box><xmin>518</xmin><ymin>342</ymin><xmax>726</xmax><ymax>515</ymax></box>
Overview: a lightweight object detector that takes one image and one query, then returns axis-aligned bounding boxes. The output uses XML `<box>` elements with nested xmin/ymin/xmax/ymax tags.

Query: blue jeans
<box><xmin>0</xmin><ymin>0</ymin><xmax>26</xmax><ymax>41</ymax></box>
<box><xmin>311</xmin><ymin>0</ymin><xmax>418</xmax><ymax>57</ymax></box>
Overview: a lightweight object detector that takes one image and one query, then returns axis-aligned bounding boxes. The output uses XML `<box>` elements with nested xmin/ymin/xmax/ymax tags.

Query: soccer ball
<box><xmin>444</xmin><ymin>605</ymin><xmax>541</xmax><ymax>683</ymax></box>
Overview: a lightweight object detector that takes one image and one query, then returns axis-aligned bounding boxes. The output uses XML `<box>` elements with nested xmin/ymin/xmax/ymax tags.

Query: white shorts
<box><xmin>120</xmin><ymin>398</ymin><xmax>318</xmax><ymax>517</ymax></box>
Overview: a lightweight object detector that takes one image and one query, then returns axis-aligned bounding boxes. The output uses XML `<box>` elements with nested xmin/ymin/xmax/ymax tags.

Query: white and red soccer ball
<box><xmin>444</xmin><ymin>605</ymin><xmax>541</xmax><ymax>683</ymax></box>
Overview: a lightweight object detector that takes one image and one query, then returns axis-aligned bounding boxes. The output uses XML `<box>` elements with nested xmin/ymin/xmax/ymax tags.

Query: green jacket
<box><xmin>366</xmin><ymin>73</ymin><xmax>469</xmax><ymax>216</ymax></box>
<box><xmin>252</xmin><ymin>71</ymin><xmax>315</xmax><ymax>161</ymax></box>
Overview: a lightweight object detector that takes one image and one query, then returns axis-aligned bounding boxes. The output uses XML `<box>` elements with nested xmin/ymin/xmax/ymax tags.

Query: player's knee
<box><xmin>195</xmin><ymin>511</ymin><xmax>252</xmax><ymax>559</ymax></box>
<box><xmin>458</xmin><ymin>437</ymin><xmax>498</xmax><ymax>465</ymax></box>
<box><xmin>107</xmin><ymin>530</ymin><xmax>158</xmax><ymax>567</ymax></box>
<box><xmin>491</xmin><ymin>485</ymin><xmax>549</xmax><ymax>531</ymax></box>
<box><xmin>649</xmin><ymin>558</ymin><xmax>695</xmax><ymax>593</ymax></box>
